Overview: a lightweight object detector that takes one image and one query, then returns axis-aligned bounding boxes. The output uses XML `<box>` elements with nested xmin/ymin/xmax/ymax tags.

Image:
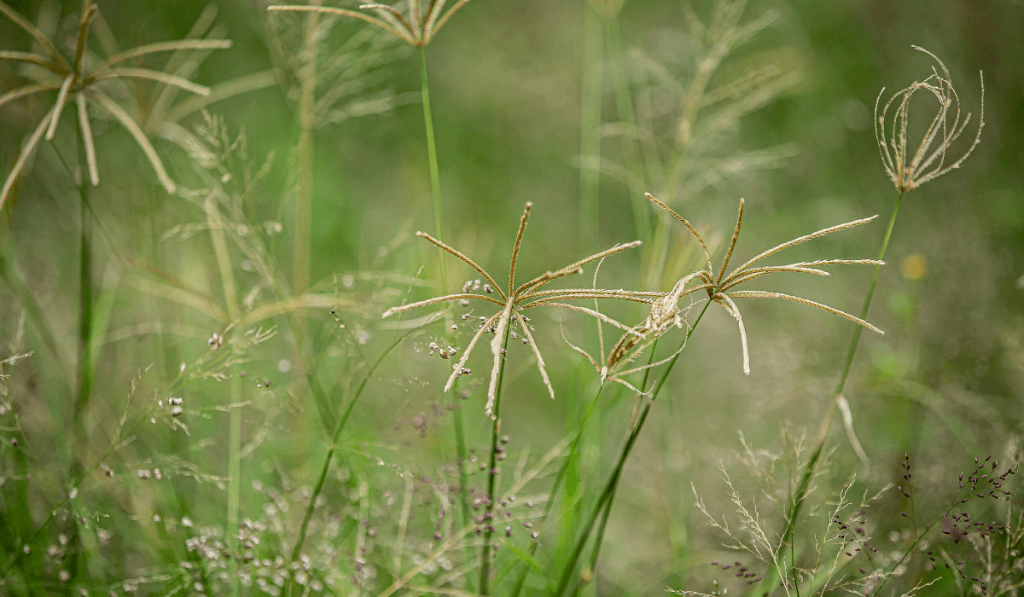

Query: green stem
<box><xmin>479</xmin><ymin>329</ymin><xmax>512</xmax><ymax>595</ymax></box>
<box><xmin>554</xmin><ymin>302</ymin><xmax>710</xmax><ymax>596</ymax></box>
<box><xmin>579</xmin><ymin>2</ymin><xmax>603</xmax><ymax>251</ymax></box>
<box><xmin>292</xmin><ymin>0</ymin><xmax>319</xmax><ymax>297</ymax></box>
<box><xmin>287</xmin><ymin>329</ymin><xmax>416</xmax><ymax>582</ymax></box>
<box><xmin>770</xmin><ymin>191</ymin><xmax>904</xmax><ymax>594</ymax></box>
<box><xmin>206</xmin><ymin>197</ymin><xmax>242</xmax><ymax>597</ymax></box>
<box><xmin>605</xmin><ymin>16</ymin><xmax>650</xmax><ymax>240</ymax></box>
<box><xmin>73</xmin><ymin>121</ymin><xmax>93</xmax><ymax>418</ymax></box>
<box><xmin>418</xmin><ymin>47</ymin><xmax>448</xmax><ymax>287</ymax></box>
<box><xmin>509</xmin><ymin>382</ymin><xmax>607</xmax><ymax>597</ymax></box>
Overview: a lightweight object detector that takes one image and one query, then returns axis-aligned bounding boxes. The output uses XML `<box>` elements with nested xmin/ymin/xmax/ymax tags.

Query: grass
<box><xmin>0</xmin><ymin>1</ymin><xmax>1018</xmax><ymax>596</ymax></box>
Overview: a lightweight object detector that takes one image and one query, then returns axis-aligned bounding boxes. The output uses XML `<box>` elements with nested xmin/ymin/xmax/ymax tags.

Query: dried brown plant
<box><xmin>267</xmin><ymin>0</ymin><xmax>470</xmax><ymax>48</ymax></box>
<box><xmin>875</xmin><ymin>45</ymin><xmax>984</xmax><ymax>193</ymax></box>
<box><xmin>648</xmin><ymin>192</ymin><xmax>884</xmax><ymax>374</ymax></box>
<box><xmin>0</xmin><ymin>0</ymin><xmax>231</xmax><ymax>207</ymax></box>
<box><xmin>382</xmin><ymin>202</ymin><xmax>652</xmax><ymax>415</ymax></box>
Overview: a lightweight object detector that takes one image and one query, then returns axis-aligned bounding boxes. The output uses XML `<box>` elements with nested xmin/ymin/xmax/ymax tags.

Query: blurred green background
<box><xmin>1</xmin><ymin>0</ymin><xmax>1023</xmax><ymax>595</ymax></box>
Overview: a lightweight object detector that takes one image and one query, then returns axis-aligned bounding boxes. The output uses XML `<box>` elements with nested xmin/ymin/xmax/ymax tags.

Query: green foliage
<box><xmin>0</xmin><ymin>1</ymin><xmax>1021</xmax><ymax>596</ymax></box>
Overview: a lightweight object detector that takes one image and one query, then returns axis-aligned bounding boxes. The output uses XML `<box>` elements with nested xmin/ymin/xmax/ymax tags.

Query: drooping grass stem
<box><xmin>479</xmin><ymin>328</ymin><xmax>512</xmax><ymax>595</ymax></box>
<box><xmin>554</xmin><ymin>301</ymin><xmax>711</xmax><ymax>596</ymax></box>
<box><xmin>73</xmin><ymin>117</ymin><xmax>94</xmax><ymax>418</ymax></box>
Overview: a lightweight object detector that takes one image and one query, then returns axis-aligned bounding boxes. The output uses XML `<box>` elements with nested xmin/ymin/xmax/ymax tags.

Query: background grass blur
<box><xmin>1</xmin><ymin>0</ymin><xmax>1023</xmax><ymax>595</ymax></box>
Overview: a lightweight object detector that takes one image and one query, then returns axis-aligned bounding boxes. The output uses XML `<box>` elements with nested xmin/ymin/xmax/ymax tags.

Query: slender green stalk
<box><xmin>605</xmin><ymin>16</ymin><xmax>650</xmax><ymax>240</ymax></box>
<box><xmin>479</xmin><ymin>329</ymin><xmax>512</xmax><ymax>595</ymax></box>
<box><xmin>73</xmin><ymin>118</ymin><xmax>94</xmax><ymax>418</ymax></box>
<box><xmin>418</xmin><ymin>47</ymin><xmax>448</xmax><ymax>286</ymax></box>
<box><xmin>579</xmin><ymin>2</ymin><xmax>603</xmax><ymax>251</ymax></box>
<box><xmin>205</xmin><ymin>197</ymin><xmax>242</xmax><ymax>597</ymax></box>
<box><xmin>771</xmin><ymin>191</ymin><xmax>904</xmax><ymax>593</ymax></box>
<box><xmin>509</xmin><ymin>382</ymin><xmax>607</xmax><ymax>597</ymax></box>
<box><xmin>555</xmin><ymin>302</ymin><xmax>710</xmax><ymax>596</ymax></box>
<box><xmin>292</xmin><ymin>0</ymin><xmax>319</xmax><ymax>297</ymax></box>
<box><xmin>286</xmin><ymin>329</ymin><xmax>416</xmax><ymax>596</ymax></box>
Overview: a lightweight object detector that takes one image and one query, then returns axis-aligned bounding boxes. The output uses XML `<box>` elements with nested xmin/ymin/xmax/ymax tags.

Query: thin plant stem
<box><xmin>508</xmin><ymin>381</ymin><xmax>607</xmax><ymax>597</ymax></box>
<box><xmin>418</xmin><ymin>46</ymin><xmax>447</xmax><ymax>287</ymax></box>
<box><xmin>579</xmin><ymin>2</ymin><xmax>603</xmax><ymax>251</ymax></box>
<box><xmin>605</xmin><ymin>15</ymin><xmax>650</xmax><ymax>240</ymax></box>
<box><xmin>286</xmin><ymin>329</ymin><xmax>416</xmax><ymax>595</ymax></box>
<box><xmin>292</xmin><ymin>0</ymin><xmax>319</xmax><ymax>297</ymax></box>
<box><xmin>771</xmin><ymin>191</ymin><xmax>904</xmax><ymax>593</ymax></box>
<box><xmin>73</xmin><ymin>117</ymin><xmax>94</xmax><ymax>418</ymax></box>
<box><xmin>479</xmin><ymin>328</ymin><xmax>512</xmax><ymax>595</ymax></box>
<box><xmin>554</xmin><ymin>301</ymin><xmax>710</xmax><ymax>596</ymax></box>
<box><xmin>205</xmin><ymin>197</ymin><xmax>243</xmax><ymax>597</ymax></box>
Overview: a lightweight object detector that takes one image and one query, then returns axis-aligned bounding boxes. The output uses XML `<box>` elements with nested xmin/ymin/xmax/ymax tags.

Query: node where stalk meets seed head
<box><xmin>875</xmin><ymin>46</ymin><xmax>984</xmax><ymax>193</ymax></box>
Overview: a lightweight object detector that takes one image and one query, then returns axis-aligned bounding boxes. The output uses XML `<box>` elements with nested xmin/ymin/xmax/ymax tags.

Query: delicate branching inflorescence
<box><xmin>382</xmin><ymin>202</ymin><xmax>651</xmax><ymax>415</ymax></box>
<box><xmin>875</xmin><ymin>45</ymin><xmax>984</xmax><ymax>193</ymax></box>
<box><xmin>267</xmin><ymin>0</ymin><xmax>471</xmax><ymax>48</ymax></box>
<box><xmin>0</xmin><ymin>0</ymin><xmax>231</xmax><ymax>207</ymax></box>
<box><xmin>647</xmin><ymin>192</ymin><xmax>884</xmax><ymax>374</ymax></box>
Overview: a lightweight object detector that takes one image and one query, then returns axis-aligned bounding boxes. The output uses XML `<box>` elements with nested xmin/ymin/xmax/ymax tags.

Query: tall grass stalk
<box><xmin>555</xmin><ymin>301</ymin><xmax>711</xmax><ymax>596</ymax></box>
<box><xmin>285</xmin><ymin>328</ymin><xmax>416</xmax><ymax>596</ymax></box>
<box><xmin>292</xmin><ymin>0</ymin><xmax>320</xmax><ymax>297</ymax></box>
<box><xmin>205</xmin><ymin>195</ymin><xmax>243</xmax><ymax>597</ymax></box>
<box><xmin>479</xmin><ymin>328</ymin><xmax>512</xmax><ymax>596</ymax></box>
<box><xmin>605</xmin><ymin>16</ymin><xmax>650</xmax><ymax>241</ymax></box>
<box><xmin>772</xmin><ymin>192</ymin><xmax>904</xmax><ymax>592</ymax></box>
<box><xmin>579</xmin><ymin>2</ymin><xmax>603</xmax><ymax>250</ymax></box>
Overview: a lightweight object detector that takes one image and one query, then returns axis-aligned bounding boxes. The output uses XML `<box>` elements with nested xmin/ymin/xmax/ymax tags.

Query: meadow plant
<box><xmin>780</xmin><ymin>48</ymin><xmax>986</xmax><ymax>587</ymax></box>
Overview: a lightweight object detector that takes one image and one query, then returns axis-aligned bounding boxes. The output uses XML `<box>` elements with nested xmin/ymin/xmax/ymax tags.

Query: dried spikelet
<box><xmin>649</xmin><ymin>192</ymin><xmax>883</xmax><ymax>375</ymax></box>
<box><xmin>875</xmin><ymin>46</ymin><xmax>984</xmax><ymax>193</ymax></box>
<box><xmin>268</xmin><ymin>0</ymin><xmax>471</xmax><ymax>47</ymax></box>
<box><xmin>0</xmin><ymin>0</ymin><xmax>232</xmax><ymax>208</ymax></box>
<box><xmin>383</xmin><ymin>202</ymin><xmax>648</xmax><ymax>416</ymax></box>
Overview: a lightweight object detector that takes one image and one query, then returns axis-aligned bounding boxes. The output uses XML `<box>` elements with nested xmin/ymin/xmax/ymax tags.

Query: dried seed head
<box><xmin>875</xmin><ymin>46</ymin><xmax>984</xmax><ymax>193</ymax></box>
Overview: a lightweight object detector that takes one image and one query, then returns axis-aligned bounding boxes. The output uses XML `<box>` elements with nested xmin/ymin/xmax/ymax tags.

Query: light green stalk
<box><xmin>292</xmin><ymin>0</ymin><xmax>320</xmax><ymax>297</ymax></box>
<box><xmin>205</xmin><ymin>196</ymin><xmax>242</xmax><ymax>597</ymax></box>
<box><xmin>579</xmin><ymin>2</ymin><xmax>603</xmax><ymax>251</ymax></box>
<box><xmin>770</xmin><ymin>191</ymin><xmax>904</xmax><ymax>594</ymax></box>
<box><xmin>554</xmin><ymin>301</ymin><xmax>711</xmax><ymax>596</ymax></box>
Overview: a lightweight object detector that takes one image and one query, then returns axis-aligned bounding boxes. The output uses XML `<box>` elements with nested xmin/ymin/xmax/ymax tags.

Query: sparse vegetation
<box><xmin>1</xmin><ymin>1</ymin><xmax>1020</xmax><ymax>596</ymax></box>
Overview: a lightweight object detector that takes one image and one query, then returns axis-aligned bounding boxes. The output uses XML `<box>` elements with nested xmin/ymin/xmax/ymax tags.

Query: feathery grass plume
<box><xmin>267</xmin><ymin>0</ymin><xmax>471</xmax><ymax>48</ymax></box>
<box><xmin>648</xmin><ymin>192</ymin><xmax>884</xmax><ymax>374</ymax></box>
<box><xmin>0</xmin><ymin>0</ymin><xmax>232</xmax><ymax>208</ymax></box>
<box><xmin>264</xmin><ymin>5</ymin><xmax>407</xmax><ymax>129</ymax></box>
<box><xmin>596</xmin><ymin>0</ymin><xmax>800</xmax><ymax>208</ymax></box>
<box><xmin>875</xmin><ymin>45</ymin><xmax>984</xmax><ymax>193</ymax></box>
<box><xmin>383</xmin><ymin>202</ymin><xmax>650</xmax><ymax>416</ymax></box>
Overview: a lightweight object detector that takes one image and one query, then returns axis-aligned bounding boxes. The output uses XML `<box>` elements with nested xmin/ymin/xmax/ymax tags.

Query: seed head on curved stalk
<box><xmin>647</xmin><ymin>192</ymin><xmax>885</xmax><ymax>375</ymax></box>
<box><xmin>383</xmin><ymin>202</ymin><xmax>651</xmax><ymax>416</ymax></box>
<box><xmin>875</xmin><ymin>45</ymin><xmax>984</xmax><ymax>193</ymax></box>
